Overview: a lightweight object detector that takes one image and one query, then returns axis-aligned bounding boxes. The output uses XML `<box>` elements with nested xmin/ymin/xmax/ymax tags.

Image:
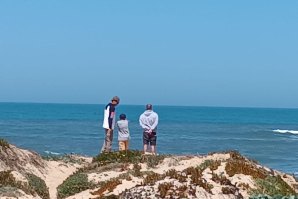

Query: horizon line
<box><xmin>0</xmin><ymin>101</ymin><xmax>297</xmax><ymax>110</ymax></box>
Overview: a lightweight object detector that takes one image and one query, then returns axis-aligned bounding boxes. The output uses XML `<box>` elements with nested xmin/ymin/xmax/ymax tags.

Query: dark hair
<box><xmin>146</xmin><ymin>104</ymin><xmax>152</xmax><ymax>110</ymax></box>
<box><xmin>119</xmin><ymin>113</ymin><xmax>126</xmax><ymax>120</ymax></box>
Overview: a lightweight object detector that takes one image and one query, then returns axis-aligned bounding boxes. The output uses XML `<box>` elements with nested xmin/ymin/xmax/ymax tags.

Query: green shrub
<box><xmin>27</xmin><ymin>173</ymin><xmax>50</xmax><ymax>199</ymax></box>
<box><xmin>92</xmin><ymin>150</ymin><xmax>143</xmax><ymax>166</ymax></box>
<box><xmin>141</xmin><ymin>154</ymin><xmax>167</xmax><ymax>168</ymax></box>
<box><xmin>92</xmin><ymin>150</ymin><xmax>167</xmax><ymax>169</ymax></box>
<box><xmin>250</xmin><ymin>175</ymin><xmax>296</xmax><ymax>197</ymax></box>
<box><xmin>0</xmin><ymin>170</ymin><xmax>17</xmax><ymax>186</ymax></box>
<box><xmin>0</xmin><ymin>171</ymin><xmax>49</xmax><ymax>198</ymax></box>
<box><xmin>0</xmin><ymin>138</ymin><xmax>10</xmax><ymax>149</ymax></box>
<box><xmin>57</xmin><ymin>172</ymin><xmax>96</xmax><ymax>199</ymax></box>
<box><xmin>198</xmin><ymin>159</ymin><xmax>221</xmax><ymax>171</ymax></box>
<box><xmin>226</xmin><ymin>159</ymin><xmax>268</xmax><ymax>179</ymax></box>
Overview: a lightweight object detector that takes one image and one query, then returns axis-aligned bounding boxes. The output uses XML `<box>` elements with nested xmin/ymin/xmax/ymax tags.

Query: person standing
<box><xmin>116</xmin><ymin>113</ymin><xmax>130</xmax><ymax>151</ymax></box>
<box><xmin>101</xmin><ymin>96</ymin><xmax>120</xmax><ymax>153</ymax></box>
<box><xmin>139</xmin><ymin>104</ymin><xmax>159</xmax><ymax>154</ymax></box>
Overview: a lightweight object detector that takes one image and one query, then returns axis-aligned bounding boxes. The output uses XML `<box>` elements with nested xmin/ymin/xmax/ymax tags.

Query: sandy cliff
<box><xmin>0</xmin><ymin>139</ymin><xmax>297</xmax><ymax>199</ymax></box>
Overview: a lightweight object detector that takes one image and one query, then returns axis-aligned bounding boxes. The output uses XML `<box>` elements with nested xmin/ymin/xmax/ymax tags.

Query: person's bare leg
<box><xmin>151</xmin><ymin>145</ymin><xmax>156</xmax><ymax>155</ymax></box>
<box><xmin>143</xmin><ymin>144</ymin><xmax>148</xmax><ymax>153</ymax></box>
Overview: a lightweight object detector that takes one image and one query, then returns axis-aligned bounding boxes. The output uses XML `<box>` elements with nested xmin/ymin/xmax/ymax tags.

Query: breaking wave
<box><xmin>273</xmin><ymin>129</ymin><xmax>298</xmax><ymax>135</ymax></box>
<box><xmin>44</xmin><ymin>150</ymin><xmax>61</xmax><ymax>155</ymax></box>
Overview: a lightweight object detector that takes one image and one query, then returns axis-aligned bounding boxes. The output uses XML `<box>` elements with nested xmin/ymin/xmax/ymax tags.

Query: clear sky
<box><xmin>0</xmin><ymin>1</ymin><xmax>297</xmax><ymax>108</ymax></box>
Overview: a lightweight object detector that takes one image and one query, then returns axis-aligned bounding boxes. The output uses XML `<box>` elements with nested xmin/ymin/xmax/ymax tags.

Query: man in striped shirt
<box><xmin>101</xmin><ymin>96</ymin><xmax>120</xmax><ymax>153</ymax></box>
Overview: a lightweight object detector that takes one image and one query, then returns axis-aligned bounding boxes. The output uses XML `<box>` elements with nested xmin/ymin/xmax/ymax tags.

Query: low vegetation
<box><xmin>0</xmin><ymin>138</ymin><xmax>10</xmax><ymax>149</ymax></box>
<box><xmin>0</xmin><ymin>170</ymin><xmax>49</xmax><ymax>199</ymax></box>
<box><xmin>57</xmin><ymin>172</ymin><xmax>96</xmax><ymax>199</ymax></box>
<box><xmin>27</xmin><ymin>173</ymin><xmax>50</xmax><ymax>199</ymax></box>
<box><xmin>250</xmin><ymin>175</ymin><xmax>296</xmax><ymax>197</ymax></box>
<box><xmin>226</xmin><ymin>151</ymin><xmax>269</xmax><ymax>179</ymax></box>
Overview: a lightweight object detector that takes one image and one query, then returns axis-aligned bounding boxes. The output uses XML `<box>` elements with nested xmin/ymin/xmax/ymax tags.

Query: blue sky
<box><xmin>0</xmin><ymin>1</ymin><xmax>297</xmax><ymax>108</ymax></box>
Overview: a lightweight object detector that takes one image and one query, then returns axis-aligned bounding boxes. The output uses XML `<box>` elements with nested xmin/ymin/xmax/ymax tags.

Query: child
<box><xmin>116</xmin><ymin>113</ymin><xmax>130</xmax><ymax>151</ymax></box>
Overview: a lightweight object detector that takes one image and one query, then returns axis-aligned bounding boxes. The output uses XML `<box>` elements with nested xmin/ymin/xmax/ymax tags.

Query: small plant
<box><xmin>226</xmin><ymin>159</ymin><xmax>268</xmax><ymax>179</ymax></box>
<box><xmin>92</xmin><ymin>150</ymin><xmax>143</xmax><ymax>166</ymax></box>
<box><xmin>57</xmin><ymin>172</ymin><xmax>96</xmax><ymax>199</ymax></box>
<box><xmin>222</xmin><ymin>186</ymin><xmax>237</xmax><ymax>195</ymax></box>
<box><xmin>0</xmin><ymin>171</ymin><xmax>49</xmax><ymax>198</ymax></box>
<box><xmin>158</xmin><ymin>182</ymin><xmax>173</xmax><ymax>198</ymax></box>
<box><xmin>228</xmin><ymin>150</ymin><xmax>246</xmax><ymax>161</ymax></box>
<box><xmin>250</xmin><ymin>175</ymin><xmax>296</xmax><ymax>197</ymax></box>
<box><xmin>118</xmin><ymin>173</ymin><xmax>132</xmax><ymax>181</ymax></box>
<box><xmin>92</xmin><ymin>150</ymin><xmax>167</xmax><ymax>169</ymax></box>
<box><xmin>141</xmin><ymin>154</ymin><xmax>167</xmax><ymax>168</ymax></box>
<box><xmin>142</xmin><ymin>172</ymin><xmax>164</xmax><ymax>186</ymax></box>
<box><xmin>198</xmin><ymin>159</ymin><xmax>221</xmax><ymax>172</ymax></box>
<box><xmin>211</xmin><ymin>173</ymin><xmax>232</xmax><ymax>185</ymax></box>
<box><xmin>164</xmin><ymin>169</ymin><xmax>187</xmax><ymax>182</ymax></box>
<box><xmin>91</xmin><ymin>178</ymin><xmax>121</xmax><ymax>197</ymax></box>
<box><xmin>131</xmin><ymin>163</ymin><xmax>142</xmax><ymax>177</ymax></box>
<box><xmin>27</xmin><ymin>173</ymin><xmax>50</xmax><ymax>199</ymax></box>
<box><xmin>0</xmin><ymin>138</ymin><xmax>10</xmax><ymax>149</ymax></box>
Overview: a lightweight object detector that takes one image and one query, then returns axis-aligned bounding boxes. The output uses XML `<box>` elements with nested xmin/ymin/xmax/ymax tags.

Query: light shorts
<box><xmin>119</xmin><ymin>140</ymin><xmax>129</xmax><ymax>151</ymax></box>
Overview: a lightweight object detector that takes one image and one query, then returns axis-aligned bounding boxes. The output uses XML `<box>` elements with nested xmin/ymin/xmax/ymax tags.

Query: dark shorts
<box><xmin>143</xmin><ymin>131</ymin><xmax>157</xmax><ymax>146</ymax></box>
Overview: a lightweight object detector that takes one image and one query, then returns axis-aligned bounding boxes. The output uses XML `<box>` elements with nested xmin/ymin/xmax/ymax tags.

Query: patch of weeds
<box><xmin>117</xmin><ymin>173</ymin><xmax>132</xmax><ymax>181</ymax></box>
<box><xmin>228</xmin><ymin>150</ymin><xmax>246</xmax><ymax>161</ymax></box>
<box><xmin>82</xmin><ymin>162</ymin><xmax>129</xmax><ymax>174</ymax></box>
<box><xmin>238</xmin><ymin>182</ymin><xmax>251</xmax><ymax>190</ymax></box>
<box><xmin>141</xmin><ymin>154</ymin><xmax>167</xmax><ymax>168</ymax></box>
<box><xmin>0</xmin><ymin>138</ymin><xmax>10</xmax><ymax>149</ymax></box>
<box><xmin>182</xmin><ymin>167</ymin><xmax>213</xmax><ymax>194</ymax></box>
<box><xmin>142</xmin><ymin>172</ymin><xmax>164</xmax><ymax>186</ymax></box>
<box><xmin>222</xmin><ymin>186</ymin><xmax>237</xmax><ymax>195</ymax></box>
<box><xmin>0</xmin><ymin>170</ymin><xmax>48</xmax><ymax>199</ymax></box>
<box><xmin>0</xmin><ymin>170</ymin><xmax>19</xmax><ymax>187</ymax></box>
<box><xmin>165</xmin><ymin>169</ymin><xmax>187</xmax><ymax>183</ymax></box>
<box><xmin>91</xmin><ymin>178</ymin><xmax>121</xmax><ymax>197</ymax></box>
<box><xmin>92</xmin><ymin>150</ymin><xmax>143</xmax><ymax>166</ymax></box>
<box><xmin>92</xmin><ymin>150</ymin><xmax>167</xmax><ymax>169</ymax></box>
<box><xmin>158</xmin><ymin>182</ymin><xmax>173</xmax><ymax>198</ymax></box>
<box><xmin>57</xmin><ymin>172</ymin><xmax>96</xmax><ymax>199</ymax></box>
<box><xmin>131</xmin><ymin>163</ymin><xmax>142</xmax><ymax>177</ymax></box>
<box><xmin>250</xmin><ymin>175</ymin><xmax>296</xmax><ymax>197</ymax></box>
<box><xmin>211</xmin><ymin>173</ymin><xmax>232</xmax><ymax>185</ymax></box>
<box><xmin>183</xmin><ymin>167</ymin><xmax>203</xmax><ymax>184</ymax></box>
<box><xmin>177</xmin><ymin>185</ymin><xmax>188</xmax><ymax>198</ymax></box>
<box><xmin>198</xmin><ymin>159</ymin><xmax>221</xmax><ymax>172</ymax></box>
<box><xmin>27</xmin><ymin>173</ymin><xmax>49</xmax><ymax>199</ymax></box>
<box><xmin>226</xmin><ymin>158</ymin><xmax>268</xmax><ymax>179</ymax></box>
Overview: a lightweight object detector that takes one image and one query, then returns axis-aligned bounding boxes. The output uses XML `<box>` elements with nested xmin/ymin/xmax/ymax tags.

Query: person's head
<box><xmin>119</xmin><ymin>113</ymin><xmax>126</xmax><ymax>120</ymax></box>
<box><xmin>111</xmin><ymin>96</ymin><xmax>120</xmax><ymax>105</ymax></box>
<box><xmin>146</xmin><ymin>104</ymin><xmax>152</xmax><ymax>110</ymax></box>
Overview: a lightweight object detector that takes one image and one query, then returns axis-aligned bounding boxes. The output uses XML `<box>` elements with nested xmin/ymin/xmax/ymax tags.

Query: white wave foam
<box><xmin>273</xmin><ymin>129</ymin><xmax>298</xmax><ymax>135</ymax></box>
<box><xmin>44</xmin><ymin>150</ymin><xmax>61</xmax><ymax>155</ymax></box>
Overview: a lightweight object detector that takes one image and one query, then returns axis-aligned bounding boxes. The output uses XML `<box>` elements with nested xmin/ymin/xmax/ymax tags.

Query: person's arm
<box><xmin>139</xmin><ymin>115</ymin><xmax>148</xmax><ymax>130</ymax></box>
<box><xmin>108</xmin><ymin>105</ymin><xmax>115</xmax><ymax>129</ymax></box>
<box><xmin>150</xmin><ymin>113</ymin><xmax>159</xmax><ymax>131</ymax></box>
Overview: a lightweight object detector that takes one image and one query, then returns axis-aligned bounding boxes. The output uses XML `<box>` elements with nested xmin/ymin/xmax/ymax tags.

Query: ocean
<box><xmin>0</xmin><ymin>102</ymin><xmax>297</xmax><ymax>176</ymax></box>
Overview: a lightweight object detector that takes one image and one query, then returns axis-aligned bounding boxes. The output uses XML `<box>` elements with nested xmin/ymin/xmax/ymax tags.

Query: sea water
<box><xmin>0</xmin><ymin>102</ymin><xmax>297</xmax><ymax>176</ymax></box>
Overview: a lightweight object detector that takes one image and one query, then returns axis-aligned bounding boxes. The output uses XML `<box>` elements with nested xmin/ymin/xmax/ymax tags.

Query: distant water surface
<box><xmin>0</xmin><ymin>102</ymin><xmax>298</xmax><ymax>175</ymax></box>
